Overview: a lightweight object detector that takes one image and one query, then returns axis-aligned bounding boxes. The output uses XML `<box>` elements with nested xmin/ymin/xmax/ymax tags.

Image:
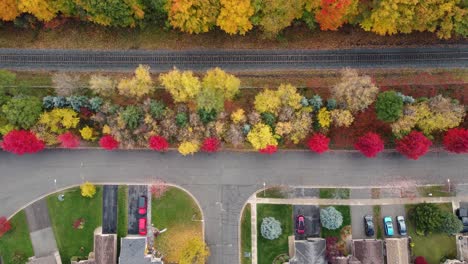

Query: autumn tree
<box><xmin>51</xmin><ymin>72</ymin><xmax>82</xmax><ymax>96</ymax></box>
<box><xmin>331</xmin><ymin>68</ymin><xmax>379</xmax><ymax>113</ymax></box>
<box><xmin>57</xmin><ymin>131</ymin><xmax>80</xmax><ymax>148</ymax></box>
<box><xmin>197</xmin><ymin>68</ymin><xmax>240</xmax><ymax>111</ymax></box>
<box><xmin>2</xmin><ymin>130</ymin><xmax>45</xmax><ymax>155</ymax></box>
<box><xmin>315</xmin><ymin>0</ymin><xmax>356</xmax><ymax>31</ymax></box>
<box><xmin>167</xmin><ymin>0</ymin><xmax>220</xmax><ymax>34</ymax></box>
<box><xmin>89</xmin><ymin>75</ymin><xmax>116</xmax><ymax>97</ymax></box>
<box><xmin>159</xmin><ymin>68</ymin><xmax>201</xmax><ymax>103</ymax></box>
<box><xmin>443</xmin><ymin>128</ymin><xmax>468</xmax><ymax>154</ymax></box>
<box><xmin>178</xmin><ymin>141</ymin><xmax>200</xmax><ymax>156</ymax></box>
<box><xmin>217</xmin><ymin>0</ymin><xmax>254</xmax><ymax>35</ymax></box>
<box><xmin>0</xmin><ymin>0</ymin><xmax>20</xmax><ymax>21</ymax></box>
<box><xmin>99</xmin><ymin>135</ymin><xmax>119</xmax><ymax>150</ymax></box>
<box><xmin>330</xmin><ymin>109</ymin><xmax>354</xmax><ymax>127</ymax></box>
<box><xmin>307</xmin><ymin>133</ymin><xmax>330</xmax><ymax>154</ymax></box>
<box><xmin>252</xmin><ymin>0</ymin><xmax>305</xmax><ymax>38</ymax></box>
<box><xmin>259</xmin><ymin>144</ymin><xmax>277</xmax><ymax>154</ymax></box>
<box><xmin>247</xmin><ymin>123</ymin><xmax>278</xmax><ymax>150</ymax></box>
<box><xmin>179</xmin><ymin>237</ymin><xmax>210</xmax><ymax>264</ymax></box>
<box><xmin>0</xmin><ymin>217</ymin><xmax>11</xmax><ymax>237</ymax></box>
<box><xmin>149</xmin><ymin>135</ymin><xmax>169</xmax><ymax>151</ymax></box>
<box><xmin>201</xmin><ymin>137</ymin><xmax>220</xmax><ymax>152</ymax></box>
<box><xmin>150</xmin><ymin>179</ymin><xmax>169</xmax><ymax>198</ymax></box>
<box><xmin>2</xmin><ymin>96</ymin><xmax>42</xmax><ymax>129</ymax></box>
<box><xmin>396</xmin><ymin>131</ymin><xmax>432</xmax><ymax>160</ymax></box>
<box><xmin>71</xmin><ymin>0</ymin><xmax>145</xmax><ymax>27</ymax></box>
<box><xmin>18</xmin><ymin>0</ymin><xmax>57</xmax><ymax>21</ymax></box>
<box><xmin>118</xmin><ymin>65</ymin><xmax>154</xmax><ymax>99</ymax></box>
<box><xmin>80</xmin><ymin>181</ymin><xmax>96</xmax><ymax>198</ymax></box>
<box><xmin>254</xmin><ymin>84</ymin><xmax>302</xmax><ymax>114</ymax></box>
<box><xmin>354</xmin><ymin>132</ymin><xmax>384</xmax><ymax>158</ymax></box>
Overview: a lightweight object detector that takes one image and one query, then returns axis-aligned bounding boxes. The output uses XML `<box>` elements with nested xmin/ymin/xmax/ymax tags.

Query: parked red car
<box><xmin>296</xmin><ymin>215</ymin><xmax>305</xmax><ymax>235</ymax></box>
<box><xmin>139</xmin><ymin>218</ymin><xmax>147</xmax><ymax>236</ymax></box>
<box><xmin>138</xmin><ymin>195</ymin><xmax>147</xmax><ymax>215</ymax></box>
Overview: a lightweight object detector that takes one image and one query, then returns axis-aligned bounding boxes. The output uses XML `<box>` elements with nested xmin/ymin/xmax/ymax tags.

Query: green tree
<box><xmin>376</xmin><ymin>91</ymin><xmax>404</xmax><ymax>122</ymax></box>
<box><xmin>0</xmin><ymin>70</ymin><xmax>16</xmax><ymax>105</ymax></box>
<box><xmin>2</xmin><ymin>96</ymin><xmax>42</xmax><ymax>129</ymax></box>
<box><xmin>439</xmin><ymin>211</ymin><xmax>463</xmax><ymax>234</ymax></box>
<box><xmin>71</xmin><ymin>0</ymin><xmax>144</xmax><ymax>27</ymax></box>
<box><xmin>410</xmin><ymin>203</ymin><xmax>442</xmax><ymax>234</ymax></box>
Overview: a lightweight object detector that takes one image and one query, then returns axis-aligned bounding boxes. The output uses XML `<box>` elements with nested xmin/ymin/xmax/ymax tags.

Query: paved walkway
<box><xmin>24</xmin><ymin>199</ymin><xmax>58</xmax><ymax>258</ymax></box>
<box><xmin>0</xmin><ymin>150</ymin><xmax>467</xmax><ymax>264</ymax></box>
<box><xmin>254</xmin><ymin>196</ymin><xmax>468</xmax><ymax>205</ymax></box>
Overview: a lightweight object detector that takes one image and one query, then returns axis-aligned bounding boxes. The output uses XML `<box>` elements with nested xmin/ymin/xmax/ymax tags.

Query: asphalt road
<box><xmin>0</xmin><ymin>150</ymin><xmax>467</xmax><ymax>263</ymax></box>
<box><xmin>0</xmin><ymin>47</ymin><xmax>467</xmax><ymax>71</ymax></box>
<box><xmin>102</xmin><ymin>185</ymin><xmax>118</xmax><ymax>234</ymax></box>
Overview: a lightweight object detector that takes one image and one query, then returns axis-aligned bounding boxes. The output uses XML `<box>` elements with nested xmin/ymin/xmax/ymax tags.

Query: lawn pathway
<box><xmin>249</xmin><ymin>200</ymin><xmax>258</xmax><ymax>264</ymax></box>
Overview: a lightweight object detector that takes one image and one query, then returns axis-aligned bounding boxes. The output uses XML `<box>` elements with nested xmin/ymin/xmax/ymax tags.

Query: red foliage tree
<box><xmin>201</xmin><ymin>137</ymin><xmax>220</xmax><ymax>153</ymax></box>
<box><xmin>150</xmin><ymin>179</ymin><xmax>169</xmax><ymax>199</ymax></box>
<box><xmin>325</xmin><ymin>237</ymin><xmax>341</xmax><ymax>261</ymax></box>
<box><xmin>396</xmin><ymin>131</ymin><xmax>432</xmax><ymax>160</ymax></box>
<box><xmin>315</xmin><ymin>0</ymin><xmax>353</xmax><ymax>31</ymax></box>
<box><xmin>149</xmin><ymin>136</ymin><xmax>169</xmax><ymax>151</ymax></box>
<box><xmin>99</xmin><ymin>135</ymin><xmax>119</xmax><ymax>150</ymax></box>
<box><xmin>307</xmin><ymin>133</ymin><xmax>330</xmax><ymax>154</ymax></box>
<box><xmin>1</xmin><ymin>130</ymin><xmax>45</xmax><ymax>155</ymax></box>
<box><xmin>443</xmin><ymin>128</ymin><xmax>468</xmax><ymax>154</ymax></box>
<box><xmin>354</xmin><ymin>132</ymin><xmax>385</xmax><ymax>158</ymax></box>
<box><xmin>259</xmin><ymin>145</ymin><xmax>277</xmax><ymax>154</ymax></box>
<box><xmin>414</xmin><ymin>256</ymin><xmax>428</xmax><ymax>264</ymax></box>
<box><xmin>0</xmin><ymin>217</ymin><xmax>12</xmax><ymax>237</ymax></box>
<box><xmin>57</xmin><ymin>132</ymin><xmax>80</xmax><ymax>148</ymax></box>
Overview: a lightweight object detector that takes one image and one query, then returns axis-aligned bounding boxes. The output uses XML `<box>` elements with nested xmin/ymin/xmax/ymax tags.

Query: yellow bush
<box><xmin>317</xmin><ymin>108</ymin><xmax>331</xmax><ymax>128</ymax></box>
<box><xmin>38</xmin><ymin>108</ymin><xmax>80</xmax><ymax>134</ymax></box>
<box><xmin>80</xmin><ymin>181</ymin><xmax>96</xmax><ymax>198</ymax></box>
<box><xmin>231</xmin><ymin>109</ymin><xmax>246</xmax><ymax>124</ymax></box>
<box><xmin>178</xmin><ymin>141</ymin><xmax>200</xmax><ymax>156</ymax></box>
<box><xmin>330</xmin><ymin>109</ymin><xmax>354</xmax><ymax>127</ymax></box>
<box><xmin>117</xmin><ymin>65</ymin><xmax>154</xmax><ymax>99</ymax></box>
<box><xmin>102</xmin><ymin>125</ymin><xmax>111</xmax><ymax>134</ymax></box>
<box><xmin>80</xmin><ymin>126</ymin><xmax>96</xmax><ymax>141</ymax></box>
<box><xmin>254</xmin><ymin>89</ymin><xmax>281</xmax><ymax>114</ymax></box>
<box><xmin>159</xmin><ymin>68</ymin><xmax>201</xmax><ymax>103</ymax></box>
<box><xmin>247</xmin><ymin>123</ymin><xmax>278</xmax><ymax>150</ymax></box>
<box><xmin>276</xmin><ymin>84</ymin><xmax>302</xmax><ymax>110</ymax></box>
<box><xmin>275</xmin><ymin>122</ymin><xmax>292</xmax><ymax>136</ymax></box>
<box><xmin>290</xmin><ymin>110</ymin><xmax>312</xmax><ymax>144</ymax></box>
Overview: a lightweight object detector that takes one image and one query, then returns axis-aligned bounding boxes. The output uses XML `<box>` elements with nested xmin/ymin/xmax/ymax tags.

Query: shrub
<box><xmin>259</xmin><ymin>145</ymin><xmax>277</xmax><ymax>154</ymax></box>
<box><xmin>254</xmin><ymin>89</ymin><xmax>281</xmax><ymax>114</ymax></box>
<box><xmin>176</xmin><ymin>112</ymin><xmax>189</xmax><ymax>127</ymax></box>
<box><xmin>178</xmin><ymin>141</ymin><xmax>200</xmax><ymax>156</ymax></box>
<box><xmin>52</xmin><ymin>72</ymin><xmax>82</xmax><ymax>96</ymax></box>
<box><xmin>231</xmin><ymin>109</ymin><xmax>246</xmax><ymax>124</ymax></box>
<box><xmin>121</xmin><ymin>105</ymin><xmax>143</xmax><ymax>130</ymax></box>
<box><xmin>320</xmin><ymin>206</ymin><xmax>343</xmax><ymax>230</ymax></box>
<box><xmin>117</xmin><ymin>65</ymin><xmax>154</xmax><ymax>99</ymax></box>
<box><xmin>290</xmin><ymin>111</ymin><xmax>312</xmax><ymax>144</ymax></box>
<box><xmin>38</xmin><ymin>108</ymin><xmax>80</xmax><ymax>134</ymax></box>
<box><xmin>414</xmin><ymin>256</ymin><xmax>428</xmax><ymax>264</ymax></box>
<box><xmin>410</xmin><ymin>203</ymin><xmax>442</xmax><ymax>234</ymax></box>
<box><xmin>0</xmin><ymin>216</ymin><xmax>12</xmax><ymax>237</ymax></box>
<box><xmin>308</xmin><ymin>95</ymin><xmax>323</xmax><ymax>111</ymax></box>
<box><xmin>396</xmin><ymin>92</ymin><xmax>415</xmax><ymax>104</ymax></box>
<box><xmin>354</xmin><ymin>132</ymin><xmax>385</xmax><ymax>158</ymax></box>
<box><xmin>57</xmin><ymin>132</ymin><xmax>80</xmax><ymax>148</ymax></box>
<box><xmin>201</xmin><ymin>137</ymin><xmax>220</xmax><ymax>152</ymax></box>
<box><xmin>331</xmin><ymin>68</ymin><xmax>379</xmax><ymax>113</ymax></box>
<box><xmin>159</xmin><ymin>68</ymin><xmax>201</xmax><ymax>103</ymax></box>
<box><xmin>260</xmin><ymin>217</ymin><xmax>282</xmax><ymax>240</ymax></box>
<box><xmin>89</xmin><ymin>75</ymin><xmax>115</xmax><ymax>97</ymax></box>
<box><xmin>80</xmin><ymin>181</ymin><xmax>96</xmax><ymax>198</ymax></box>
<box><xmin>149</xmin><ymin>100</ymin><xmax>166</xmax><ymax>120</ymax></box>
<box><xmin>326</xmin><ymin>99</ymin><xmax>337</xmax><ymax>110</ymax></box>
<box><xmin>198</xmin><ymin>68</ymin><xmax>240</xmax><ymax>111</ymax></box>
<box><xmin>317</xmin><ymin>108</ymin><xmax>331</xmax><ymax>128</ymax></box>
<box><xmin>307</xmin><ymin>133</ymin><xmax>330</xmax><ymax>154</ymax></box>
<box><xmin>99</xmin><ymin>135</ymin><xmax>119</xmax><ymax>150</ymax></box>
<box><xmin>198</xmin><ymin>108</ymin><xmax>217</xmax><ymax>124</ymax></box>
<box><xmin>275</xmin><ymin>122</ymin><xmax>292</xmax><ymax>136</ymax></box>
<box><xmin>79</xmin><ymin>126</ymin><xmax>96</xmax><ymax>141</ymax></box>
<box><xmin>2</xmin><ymin>95</ymin><xmax>42</xmax><ymax>129</ymax></box>
<box><xmin>330</xmin><ymin>109</ymin><xmax>354</xmax><ymax>127</ymax></box>
<box><xmin>89</xmin><ymin>97</ymin><xmax>103</xmax><ymax>112</ymax></box>
<box><xmin>247</xmin><ymin>123</ymin><xmax>278</xmax><ymax>150</ymax></box>
<box><xmin>443</xmin><ymin>128</ymin><xmax>468</xmax><ymax>153</ymax></box>
<box><xmin>376</xmin><ymin>91</ymin><xmax>404</xmax><ymax>122</ymax></box>
<box><xmin>396</xmin><ymin>131</ymin><xmax>432</xmax><ymax>160</ymax></box>
<box><xmin>150</xmin><ymin>180</ymin><xmax>168</xmax><ymax>198</ymax></box>
<box><xmin>1</xmin><ymin>130</ymin><xmax>45</xmax><ymax>155</ymax></box>
<box><xmin>439</xmin><ymin>211</ymin><xmax>463</xmax><ymax>234</ymax></box>
<box><xmin>261</xmin><ymin>112</ymin><xmax>276</xmax><ymax>128</ymax></box>
<box><xmin>149</xmin><ymin>136</ymin><xmax>169</xmax><ymax>151</ymax></box>
<box><xmin>67</xmin><ymin>96</ymin><xmax>89</xmax><ymax>112</ymax></box>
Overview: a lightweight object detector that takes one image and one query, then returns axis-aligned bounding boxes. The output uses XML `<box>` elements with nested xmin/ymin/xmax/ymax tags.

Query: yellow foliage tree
<box><xmin>179</xmin><ymin>237</ymin><xmax>210</xmax><ymax>264</ymax></box>
<box><xmin>198</xmin><ymin>68</ymin><xmax>240</xmax><ymax>111</ymax></box>
<box><xmin>275</xmin><ymin>122</ymin><xmax>293</xmax><ymax>136</ymax></box>
<box><xmin>0</xmin><ymin>0</ymin><xmax>20</xmax><ymax>21</ymax></box>
<box><xmin>80</xmin><ymin>126</ymin><xmax>96</xmax><ymax>141</ymax></box>
<box><xmin>253</xmin><ymin>0</ymin><xmax>305</xmax><ymax>38</ymax></box>
<box><xmin>18</xmin><ymin>0</ymin><xmax>57</xmax><ymax>21</ymax></box>
<box><xmin>231</xmin><ymin>109</ymin><xmax>246</xmax><ymax>124</ymax></box>
<box><xmin>80</xmin><ymin>181</ymin><xmax>96</xmax><ymax>198</ymax></box>
<box><xmin>159</xmin><ymin>68</ymin><xmax>201</xmax><ymax>103</ymax></box>
<box><xmin>276</xmin><ymin>84</ymin><xmax>302</xmax><ymax>110</ymax></box>
<box><xmin>317</xmin><ymin>107</ymin><xmax>331</xmax><ymax>128</ymax></box>
<box><xmin>166</xmin><ymin>0</ymin><xmax>220</xmax><ymax>34</ymax></box>
<box><xmin>178</xmin><ymin>141</ymin><xmax>200</xmax><ymax>156</ymax></box>
<box><xmin>254</xmin><ymin>84</ymin><xmax>301</xmax><ymax>115</ymax></box>
<box><xmin>216</xmin><ymin>0</ymin><xmax>254</xmax><ymax>35</ymax></box>
<box><xmin>117</xmin><ymin>65</ymin><xmax>154</xmax><ymax>99</ymax></box>
<box><xmin>247</xmin><ymin>123</ymin><xmax>278</xmax><ymax>150</ymax></box>
<box><xmin>330</xmin><ymin>109</ymin><xmax>354</xmax><ymax>127</ymax></box>
<box><xmin>38</xmin><ymin>108</ymin><xmax>80</xmax><ymax>134</ymax></box>
<box><xmin>290</xmin><ymin>110</ymin><xmax>312</xmax><ymax>144</ymax></box>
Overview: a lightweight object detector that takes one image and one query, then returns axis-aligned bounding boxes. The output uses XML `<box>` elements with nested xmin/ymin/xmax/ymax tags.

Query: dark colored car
<box><xmin>396</xmin><ymin>216</ymin><xmax>407</xmax><ymax>236</ymax></box>
<box><xmin>296</xmin><ymin>215</ymin><xmax>305</xmax><ymax>235</ymax></box>
<box><xmin>138</xmin><ymin>195</ymin><xmax>147</xmax><ymax>215</ymax></box>
<box><xmin>456</xmin><ymin>208</ymin><xmax>468</xmax><ymax>233</ymax></box>
<box><xmin>384</xmin><ymin>216</ymin><xmax>394</xmax><ymax>236</ymax></box>
<box><xmin>364</xmin><ymin>215</ymin><xmax>375</xmax><ymax>237</ymax></box>
<box><xmin>139</xmin><ymin>217</ymin><xmax>147</xmax><ymax>236</ymax></box>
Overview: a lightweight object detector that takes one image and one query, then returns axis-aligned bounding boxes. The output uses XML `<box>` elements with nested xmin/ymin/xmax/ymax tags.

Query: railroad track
<box><xmin>0</xmin><ymin>47</ymin><xmax>467</xmax><ymax>71</ymax></box>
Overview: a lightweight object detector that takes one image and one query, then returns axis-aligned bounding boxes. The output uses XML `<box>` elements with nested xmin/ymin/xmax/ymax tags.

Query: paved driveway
<box><xmin>24</xmin><ymin>199</ymin><xmax>58</xmax><ymax>257</ymax></box>
<box><xmin>128</xmin><ymin>185</ymin><xmax>148</xmax><ymax>235</ymax></box>
<box><xmin>351</xmin><ymin>206</ymin><xmax>374</xmax><ymax>239</ymax></box>
<box><xmin>293</xmin><ymin>205</ymin><xmax>320</xmax><ymax>239</ymax></box>
<box><xmin>381</xmin><ymin>204</ymin><xmax>406</xmax><ymax>238</ymax></box>
<box><xmin>102</xmin><ymin>185</ymin><xmax>118</xmax><ymax>234</ymax></box>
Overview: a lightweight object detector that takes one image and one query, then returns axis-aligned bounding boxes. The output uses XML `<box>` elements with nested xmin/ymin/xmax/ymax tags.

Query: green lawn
<box><xmin>0</xmin><ymin>211</ymin><xmax>34</xmax><ymax>264</ymax></box>
<box><xmin>257</xmin><ymin>204</ymin><xmax>293</xmax><ymax>264</ymax></box>
<box><xmin>117</xmin><ymin>185</ymin><xmax>128</xmax><ymax>256</ymax></box>
<box><xmin>241</xmin><ymin>204</ymin><xmax>252</xmax><ymax>264</ymax></box>
<box><xmin>320</xmin><ymin>205</ymin><xmax>351</xmax><ymax>238</ymax></box>
<box><xmin>319</xmin><ymin>188</ymin><xmax>350</xmax><ymax>199</ymax></box>
<box><xmin>417</xmin><ymin>185</ymin><xmax>455</xmax><ymax>197</ymax></box>
<box><xmin>257</xmin><ymin>187</ymin><xmax>287</xmax><ymax>198</ymax></box>
<box><xmin>152</xmin><ymin>187</ymin><xmax>203</xmax><ymax>263</ymax></box>
<box><xmin>406</xmin><ymin>203</ymin><xmax>457</xmax><ymax>264</ymax></box>
<box><xmin>47</xmin><ymin>187</ymin><xmax>103</xmax><ymax>263</ymax></box>
<box><xmin>373</xmin><ymin>205</ymin><xmax>383</xmax><ymax>239</ymax></box>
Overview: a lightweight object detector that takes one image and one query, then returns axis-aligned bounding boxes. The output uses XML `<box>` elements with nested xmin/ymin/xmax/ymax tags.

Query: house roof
<box><xmin>352</xmin><ymin>240</ymin><xmax>384</xmax><ymax>264</ymax></box>
<box><xmin>289</xmin><ymin>238</ymin><xmax>327</xmax><ymax>264</ymax></box>
<box><xmin>385</xmin><ymin>238</ymin><xmax>409</xmax><ymax>264</ymax></box>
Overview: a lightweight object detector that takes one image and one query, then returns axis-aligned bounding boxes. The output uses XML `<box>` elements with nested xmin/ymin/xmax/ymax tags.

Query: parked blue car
<box><xmin>384</xmin><ymin>216</ymin><xmax>394</xmax><ymax>236</ymax></box>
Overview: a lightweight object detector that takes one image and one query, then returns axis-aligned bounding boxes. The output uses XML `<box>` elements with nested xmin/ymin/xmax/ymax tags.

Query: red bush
<box><xmin>99</xmin><ymin>135</ymin><xmax>119</xmax><ymax>150</ymax></box>
<box><xmin>414</xmin><ymin>256</ymin><xmax>428</xmax><ymax>264</ymax></box>
<box><xmin>201</xmin><ymin>137</ymin><xmax>220</xmax><ymax>153</ymax></box>
<box><xmin>149</xmin><ymin>136</ymin><xmax>169</xmax><ymax>151</ymax></box>
<box><xmin>354</xmin><ymin>132</ymin><xmax>385</xmax><ymax>158</ymax></box>
<box><xmin>0</xmin><ymin>217</ymin><xmax>11</xmax><ymax>237</ymax></box>
<box><xmin>325</xmin><ymin>237</ymin><xmax>341</xmax><ymax>261</ymax></box>
<box><xmin>57</xmin><ymin>132</ymin><xmax>80</xmax><ymax>148</ymax></box>
<box><xmin>396</xmin><ymin>131</ymin><xmax>432</xmax><ymax>160</ymax></box>
<box><xmin>307</xmin><ymin>133</ymin><xmax>330</xmax><ymax>154</ymax></box>
<box><xmin>259</xmin><ymin>145</ymin><xmax>277</xmax><ymax>154</ymax></box>
<box><xmin>443</xmin><ymin>128</ymin><xmax>468</xmax><ymax>154</ymax></box>
<box><xmin>1</xmin><ymin>130</ymin><xmax>45</xmax><ymax>155</ymax></box>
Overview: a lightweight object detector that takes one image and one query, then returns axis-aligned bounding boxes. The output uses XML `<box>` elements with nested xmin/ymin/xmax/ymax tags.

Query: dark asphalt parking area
<box><xmin>293</xmin><ymin>205</ymin><xmax>320</xmax><ymax>240</ymax></box>
<box><xmin>127</xmin><ymin>185</ymin><xmax>148</xmax><ymax>235</ymax></box>
<box><xmin>102</xmin><ymin>185</ymin><xmax>118</xmax><ymax>234</ymax></box>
